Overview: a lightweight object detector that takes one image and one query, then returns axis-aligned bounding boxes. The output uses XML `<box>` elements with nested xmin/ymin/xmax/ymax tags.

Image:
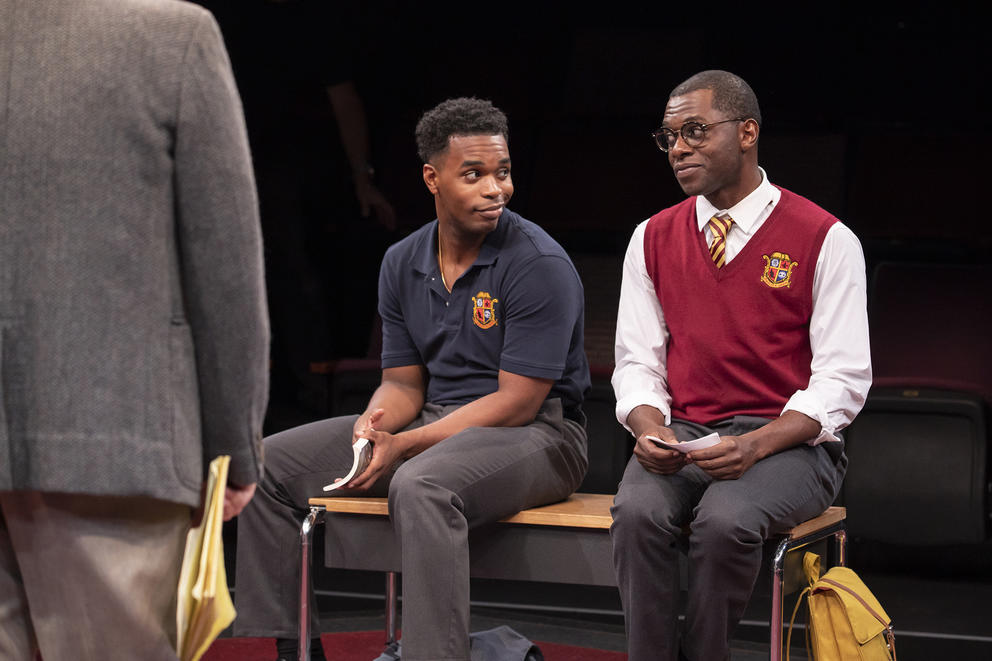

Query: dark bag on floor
<box><xmin>373</xmin><ymin>625</ymin><xmax>543</xmax><ymax>661</ymax></box>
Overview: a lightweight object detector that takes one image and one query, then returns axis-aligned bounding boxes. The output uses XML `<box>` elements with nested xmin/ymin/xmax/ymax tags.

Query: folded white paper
<box><xmin>322</xmin><ymin>438</ymin><xmax>373</xmax><ymax>491</ymax></box>
<box><xmin>646</xmin><ymin>431</ymin><xmax>720</xmax><ymax>454</ymax></box>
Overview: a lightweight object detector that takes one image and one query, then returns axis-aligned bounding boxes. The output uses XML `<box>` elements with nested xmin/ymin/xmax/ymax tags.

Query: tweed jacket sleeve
<box><xmin>172</xmin><ymin>11</ymin><xmax>269</xmax><ymax>488</ymax></box>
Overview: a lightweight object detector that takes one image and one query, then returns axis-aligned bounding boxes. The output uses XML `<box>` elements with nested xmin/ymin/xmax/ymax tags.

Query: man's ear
<box><xmin>423</xmin><ymin>163</ymin><xmax>439</xmax><ymax>194</ymax></box>
<box><xmin>740</xmin><ymin>118</ymin><xmax>759</xmax><ymax>153</ymax></box>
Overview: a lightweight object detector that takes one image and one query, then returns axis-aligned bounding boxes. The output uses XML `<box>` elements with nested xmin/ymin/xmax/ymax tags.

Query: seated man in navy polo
<box><xmin>234</xmin><ymin>97</ymin><xmax>590</xmax><ymax>661</ymax></box>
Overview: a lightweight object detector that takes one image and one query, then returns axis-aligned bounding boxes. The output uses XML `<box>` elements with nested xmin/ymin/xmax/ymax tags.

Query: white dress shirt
<box><xmin>612</xmin><ymin>170</ymin><xmax>872</xmax><ymax>445</ymax></box>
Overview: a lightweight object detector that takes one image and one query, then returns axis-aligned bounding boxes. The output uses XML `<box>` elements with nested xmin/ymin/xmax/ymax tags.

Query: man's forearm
<box><xmin>626</xmin><ymin>404</ymin><xmax>669</xmax><ymax>439</ymax></box>
<box><xmin>396</xmin><ymin>373</ymin><xmax>553</xmax><ymax>458</ymax></box>
<box><xmin>659</xmin><ymin>409</ymin><xmax>822</xmax><ymax>480</ymax></box>
<box><xmin>362</xmin><ymin>381</ymin><xmax>425</xmax><ymax>434</ymax></box>
<box><xmin>397</xmin><ymin>392</ymin><xmax>520</xmax><ymax>454</ymax></box>
<box><xmin>742</xmin><ymin>409</ymin><xmax>822</xmax><ymax>461</ymax></box>
<box><xmin>327</xmin><ymin>81</ymin><xmax>371</xmax><ymax>178</ymax></box>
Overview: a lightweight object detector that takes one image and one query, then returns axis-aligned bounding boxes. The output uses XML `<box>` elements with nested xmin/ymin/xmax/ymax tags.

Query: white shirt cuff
<box><xmin>615</xmin><ymin>392</ymin><xmax>672</xmax><ymax>434</ymax></box>
<box><xmin>781</xmin><ymin>391</ymin><xmax>840</xmax><ymax>446</ymax></box>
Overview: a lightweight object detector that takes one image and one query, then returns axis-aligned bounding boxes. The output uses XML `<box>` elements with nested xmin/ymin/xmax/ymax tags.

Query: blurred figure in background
<box><xmin>200</xmin><ymin>0</ymin><xmax>397</xmax><ymax>425</ymax></box>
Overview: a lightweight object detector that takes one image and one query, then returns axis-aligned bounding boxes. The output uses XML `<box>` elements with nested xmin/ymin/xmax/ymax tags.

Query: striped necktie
<box><xmin>707</xmin><ymin>215</ymin><xmax>734</xmax><ymax>268</ymax></box>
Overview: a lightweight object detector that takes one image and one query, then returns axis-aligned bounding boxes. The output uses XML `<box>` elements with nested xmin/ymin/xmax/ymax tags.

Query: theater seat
<box><xmin>841</xmin><ymin>261</ymin><xmax>992</xmax><ymax>544</ymax></box>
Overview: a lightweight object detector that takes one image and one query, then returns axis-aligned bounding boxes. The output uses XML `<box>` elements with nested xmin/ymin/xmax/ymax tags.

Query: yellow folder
<box><xmin>176</xmin><ymin>455</ymin><xmax>236</xmax><ymax>661</ymax></box>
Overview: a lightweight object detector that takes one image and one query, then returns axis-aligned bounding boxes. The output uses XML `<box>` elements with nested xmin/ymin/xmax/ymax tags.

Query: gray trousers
<box><xmin>610</xmin><ymin>416</ymin><xmax>846</xmax><ymax>661</ymax></box>
<box><xmin>0</xmin><ymin>492</ymin><xmax>189</xmax><ymax>661</ymax></box>
<box><xmin>234</xmin><ymin>399</ymin><xmax>587</xmax><ymax>661</ymax></box>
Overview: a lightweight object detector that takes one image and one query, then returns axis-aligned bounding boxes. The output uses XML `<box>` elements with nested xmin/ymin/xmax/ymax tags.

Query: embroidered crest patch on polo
<box><xmin>471</xmin><ymin>291</ymin><xmax>499</xmax><ymax>329</ymax></box>
<box><xmin>761</xmin><ymin>252</ymin><xmax>798</xmax><ymax>288</ymax></box>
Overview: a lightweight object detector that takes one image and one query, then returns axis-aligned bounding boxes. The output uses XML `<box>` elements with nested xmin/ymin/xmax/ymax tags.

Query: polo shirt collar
<box><xmin>409</xmin><ymin>211</ymin><xmax>511</xmax><ymax>276</ymax></box>
<box><xmin>475</xmin><ymin>211</ymin><xmax>509</xmax><ymax>265</ymax></box>
<box><xmin>410</xmin><ymin>221</ymin><xmax>440</xmax><ymax>276</ymax></box>
<box><xmin>695</xmin><ymin>167</ymin><xmax>774</xmax><ymax>236</ymax></box>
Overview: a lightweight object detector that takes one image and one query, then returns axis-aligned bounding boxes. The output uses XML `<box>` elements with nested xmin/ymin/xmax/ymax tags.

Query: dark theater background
<box><xmin>196</xmin><ymin>2</ymin><xmax>992</xmax><ymax>657</ymax></box>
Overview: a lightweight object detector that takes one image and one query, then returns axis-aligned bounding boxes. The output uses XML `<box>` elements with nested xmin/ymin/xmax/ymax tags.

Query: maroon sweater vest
<box><xmin>644</xmin><ymin>187</ymin><xmax>837</xmax><ymax>424</ymax></box>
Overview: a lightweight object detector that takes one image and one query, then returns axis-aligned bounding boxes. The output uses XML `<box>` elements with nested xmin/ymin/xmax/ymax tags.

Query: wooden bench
<box><xmin>298</xmin><ymin>494</ymin><xmax>846</xmax><ymax>661</ymax></box>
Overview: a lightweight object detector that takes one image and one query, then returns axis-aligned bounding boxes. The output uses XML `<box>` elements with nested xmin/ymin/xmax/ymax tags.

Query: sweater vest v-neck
<box><xmin>643</xmin><ymin>187</ymin><xmax>837</xmax><ymax>424</ymax></box>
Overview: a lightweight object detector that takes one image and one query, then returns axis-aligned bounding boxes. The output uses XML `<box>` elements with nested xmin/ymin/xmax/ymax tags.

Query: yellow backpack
<box><xmin>787</xmin><ymin>552</ymin><xmax>897</xmax><ymax>660</ymax></box>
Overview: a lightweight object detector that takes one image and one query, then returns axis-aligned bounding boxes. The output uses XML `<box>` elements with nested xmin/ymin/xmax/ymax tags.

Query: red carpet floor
<box><xmin>203</xmin><ymin>631</ymin><xmax>626</xmax><ymax>660</ymax></box>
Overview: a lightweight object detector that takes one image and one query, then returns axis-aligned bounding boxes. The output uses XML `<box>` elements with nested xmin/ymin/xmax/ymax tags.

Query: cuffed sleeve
<box><xmin>782</xmin><ymin>223</ymin><xmax>872</xmax><ymax>445</ymax></box>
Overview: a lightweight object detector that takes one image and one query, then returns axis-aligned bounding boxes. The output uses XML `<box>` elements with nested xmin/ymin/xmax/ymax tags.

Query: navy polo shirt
<box><xmin>377</xmin><ymin>208</ymin><xmax>589</xmax><ymax>415</ymax></box>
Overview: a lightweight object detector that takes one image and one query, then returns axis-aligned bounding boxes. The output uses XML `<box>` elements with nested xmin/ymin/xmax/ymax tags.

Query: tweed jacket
<box><xmin>0</xmin><ymin>0</ymin><xmax>269</xmax><ymax>506</ymax></box>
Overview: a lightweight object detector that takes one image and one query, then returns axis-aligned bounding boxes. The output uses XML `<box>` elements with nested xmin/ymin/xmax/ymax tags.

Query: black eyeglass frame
<box><xmin>651</xmin><ymin>117</ymin><xmax>749</xmax><ymax>152</ymax></box>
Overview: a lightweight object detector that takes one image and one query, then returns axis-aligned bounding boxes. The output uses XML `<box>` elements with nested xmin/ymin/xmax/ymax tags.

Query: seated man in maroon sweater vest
<box><xmin>609</xmin><ymin>70</ymin><xmax>872</xmax><ymax>661</ymax></box>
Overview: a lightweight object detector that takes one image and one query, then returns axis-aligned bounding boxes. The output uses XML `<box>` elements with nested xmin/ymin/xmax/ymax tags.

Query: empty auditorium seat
<box><xmin>841</xmin><ymin>261</ymin><xmax>992</xmax><ymax>544</ymax></box>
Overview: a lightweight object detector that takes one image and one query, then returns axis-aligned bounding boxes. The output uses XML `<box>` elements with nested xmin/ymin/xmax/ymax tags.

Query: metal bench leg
<box><xmin>769</xmin><ymin>538</ymin><xmax>790</xmax><ymax>661</ymax></box>
<box><xmin>834</xmin><ymin>529</ymin><xmax>848</xmax><ymax>566</ymax></box>
<box><xmin>385</xmin><ymin>571</ymin><xmax>398</xmax><ymax>645</ymax></box>
<box><xmin>299</xmin><ymin>506</ymin><xmax>325</xmax><ymax>661</ymax></box>
<box><xmin>769</xmin><ymin>522</ymin><xmax>848</xmax><ymax>661</ymax></box>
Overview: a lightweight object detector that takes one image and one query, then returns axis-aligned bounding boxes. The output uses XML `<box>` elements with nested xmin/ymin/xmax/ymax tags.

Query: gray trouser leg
<box><xmin>389</xmin><ymin>400</ymin><xmax>588</xmax><ymax>661</ymax></box>
<box><xmin>234</xmin><ymin>414</ymin><xmax>379</xmax><ymax>638</ymax></box>
<box><xmin>611</xmin><ymin>417</ymin><xmax>845</xmax><ymax>661</ymax></box>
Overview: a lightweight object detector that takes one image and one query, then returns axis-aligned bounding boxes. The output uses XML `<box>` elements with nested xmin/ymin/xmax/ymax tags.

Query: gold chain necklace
<box><xmin>437</xmin><ymin>228</ymin><xmax>449</xmax><ymax>291</ymax></box>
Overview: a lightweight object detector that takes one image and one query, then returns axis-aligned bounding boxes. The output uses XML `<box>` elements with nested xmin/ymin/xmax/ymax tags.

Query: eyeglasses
<box><xmin>651</xmin><ymin>118</ymin><xmax>748</xmax><ymax>152</ymax></box>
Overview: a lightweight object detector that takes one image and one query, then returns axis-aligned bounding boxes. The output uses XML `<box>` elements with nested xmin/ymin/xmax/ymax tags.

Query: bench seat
<box><xmin>299</xmin><ymin>494</ymin><xmax>846</xmax><ymax>661</ymax></box>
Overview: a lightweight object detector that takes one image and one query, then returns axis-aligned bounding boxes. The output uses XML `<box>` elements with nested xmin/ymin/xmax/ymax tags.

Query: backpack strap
<box><xmin>785</xmin><ymin>586</ymin><xmax>812</xmax><ymax>661</ymax></box>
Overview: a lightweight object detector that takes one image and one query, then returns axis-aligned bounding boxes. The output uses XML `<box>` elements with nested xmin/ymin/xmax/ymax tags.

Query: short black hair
<box><xmin>415</xmin><ymin>97</ymin><xmax>509</xmax><ymax>164</ymax></box>
<box><xmin>670</xmin><ymin>70</ymin><xmax>762</xmax><ymax>126</ymax></box>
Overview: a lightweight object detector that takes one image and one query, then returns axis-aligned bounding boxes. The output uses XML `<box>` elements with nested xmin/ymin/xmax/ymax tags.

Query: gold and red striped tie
<box><xmin>707</xmin><ymin>215</ymin><xmax>734</xmax><ymax>267</ymax></box>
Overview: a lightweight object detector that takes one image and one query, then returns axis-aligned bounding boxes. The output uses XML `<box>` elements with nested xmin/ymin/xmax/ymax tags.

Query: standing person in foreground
<box><xmin>234</xmin><ymin>97</ymin><xmax>590</xmax><ymax>661</ymax></box>
<box><xmin>609</xmin><ymin>70</ymin><xmax>871</xmax><ymax>661</ymax></box>
<box><xmin>0</xmin><ymin>1</ymin><xmax>269</xmax><ymax>659</ymax></box>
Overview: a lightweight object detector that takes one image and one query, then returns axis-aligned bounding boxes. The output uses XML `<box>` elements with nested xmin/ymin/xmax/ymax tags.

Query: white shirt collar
<box><xmin>695</xmin><ymin>167</ymin><xmax>778</xmax><ymax>235</ymax></box>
